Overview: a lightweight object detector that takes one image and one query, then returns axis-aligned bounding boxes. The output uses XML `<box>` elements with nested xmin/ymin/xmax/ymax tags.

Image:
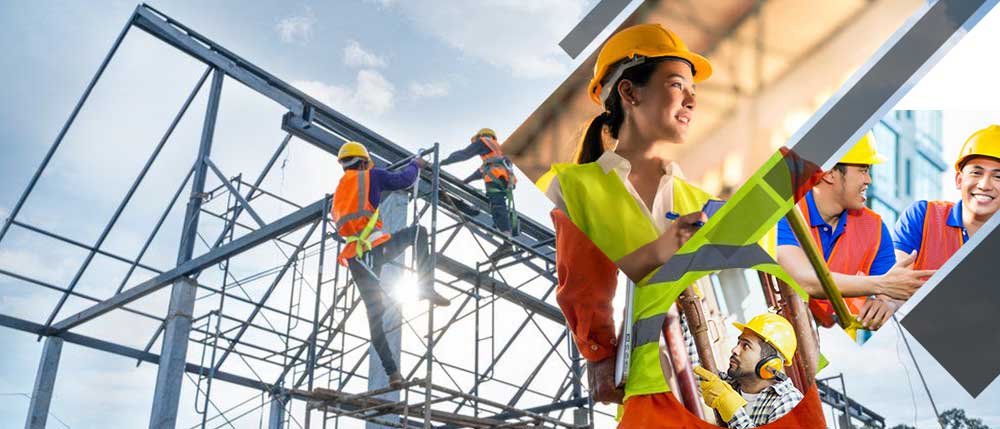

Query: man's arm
<box><xmin>440</xmin><ymin>140</ymin><xmax>484</xmax><ymax>166</ymax></box>
<box><xmin>374</xmin><ymin>160</ymin><xmax>421</xmax><ymax>192</ymax></box>
<box><xmin>777</xmin><ymin>244</ymin><xmax>881</xmax><ymax>298</ymax></box>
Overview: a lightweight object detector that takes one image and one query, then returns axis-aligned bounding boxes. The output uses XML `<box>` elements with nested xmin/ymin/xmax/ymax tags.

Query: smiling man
<box><xmin>694</xmin><ymin>313</ymin><xmax>801</xmax><ymax>428</ymax></box>
<box><xmin>775</xmin><ymin>133</ymin><xmax>933</xmax><ymax>341</ymax></box>
<box><xmin>894</xmin><ymin>125</ymin><xmax>1000</xmax><ymax>270</ymax></box>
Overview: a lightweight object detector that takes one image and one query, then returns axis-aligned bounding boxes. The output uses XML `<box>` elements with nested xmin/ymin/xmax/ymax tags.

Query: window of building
<box><xmin>912</xmin><ymin>153</ymin><xmax>945</xmax><ymax>201</ymax></box>
<box><xmin>872</xmin><ymin>122</ymin><xmax>899</xmax><ymax>199</ymax></box>
<box><xmin>870</xmin><ymin>196</ymin><xmax>899</xmax><ymax>229</ymax></box>
<box><xmin>914</xmin><ymin>111</ymin><xmax>943</xmax><ymax>151</ymax></box>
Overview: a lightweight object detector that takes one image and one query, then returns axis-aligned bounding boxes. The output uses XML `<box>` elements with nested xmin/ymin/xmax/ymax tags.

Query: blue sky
<box><xmin>1</xmin><ymin>1</ymin><xmax>999</xmax><ymax>428</ymax></box>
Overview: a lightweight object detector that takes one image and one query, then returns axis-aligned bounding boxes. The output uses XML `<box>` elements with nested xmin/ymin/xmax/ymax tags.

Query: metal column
<box><xmin>268</xmin><ymin>394</ymin><xmax>287</xmax><ymax>429</ymax></box>
<box><xmin>149</xmin><ymin>68</ymin><xmax>224</xmax><ymax>429</ymax></box>
<box><xmin>25</xmin><ymin>336</ymin><xmax>64</xmax><ymax>429</ymax></box>
<box><xmin>366</xmin><ymin>192</ymin><xmax>406</xmax><ymax>429</ymax></box>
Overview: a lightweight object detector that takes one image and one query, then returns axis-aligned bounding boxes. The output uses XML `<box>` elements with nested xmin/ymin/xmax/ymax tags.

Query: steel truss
<box><xmin>1</xmin><ymin>4</ymin><xmax>592</xmax><ymax>428</ymax></box>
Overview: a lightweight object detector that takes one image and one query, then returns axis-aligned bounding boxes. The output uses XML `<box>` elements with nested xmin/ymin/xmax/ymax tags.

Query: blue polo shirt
<box><xmin>893</xmin><ymin>200</ymin><xmax>968</xmax><ymax>254</ymax></box>
<box><xmin>776</xmin><ymin>191</ymin><xmax>896</xmax><ymax>276</ymax></box>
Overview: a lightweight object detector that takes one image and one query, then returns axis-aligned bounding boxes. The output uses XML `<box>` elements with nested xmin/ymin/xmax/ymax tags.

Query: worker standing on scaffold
<box><xmin>332</xmin><ymin>141</ymin><xmax>451</xmax><ymax>386</ymax></box>
<box><xmin>441</xmin><ymin>128</ymin><xmax>519</xmax><ymax>257</ymax></box>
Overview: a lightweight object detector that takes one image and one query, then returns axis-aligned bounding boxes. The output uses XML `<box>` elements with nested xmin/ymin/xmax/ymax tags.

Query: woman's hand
<box><xmin>654</xmin><ymin>211</ymin><xmax>708</xmax><ymax>264</ymax></box>
<box><xmin>616</xmin><ymin>211</ymin><xmax>707</xmax><ymax>282</ymax></box>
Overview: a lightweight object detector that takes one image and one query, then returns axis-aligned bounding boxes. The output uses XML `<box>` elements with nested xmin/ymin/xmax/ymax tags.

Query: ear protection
<box><xmin>755</xmin><ymin>354</ymin><xmax>785</xmax><ymax>381</ymax></box>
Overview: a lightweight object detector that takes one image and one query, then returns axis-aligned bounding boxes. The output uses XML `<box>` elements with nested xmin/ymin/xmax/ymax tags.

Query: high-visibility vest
<box><xmin>795</xmin><ymin>199</ymin><xmax>882</xmax><ymax>328</ymax></box>
<box><xmin>914</xmin><ymin>200</ymin><xmax>964</xmax><ymax>270</ymax></box>
<box><xmin>477</xmin><ymin>136</ymin><xmax>515</xmax><ymax>187</ymax></box>
<box><xmin>551</xmin><ymin>153</ymin><xmax>801</xmax><ymax>401</ymax></box>
<box><xmin>332</xmin><ymin>169</ymin><xmax>392</xmax><ymax>265</ymax></box>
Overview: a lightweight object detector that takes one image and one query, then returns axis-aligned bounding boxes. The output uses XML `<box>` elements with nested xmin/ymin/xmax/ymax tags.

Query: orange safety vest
<box><xmin>914</xmin><ymin>201</ymin><xmax>964</xmax><ymax>270</ymax></box>
<box><xmin>477</xmin><ymin>136</ymin><xmax>514</xmax><ymax>186</ymax></box>
<box><xmin>332</xmin><ymin>169</ymin><xmax>392</xmax><ymax>265</ymax></box>
<box><xmin>796</xmin><ymin>199</ymin><xmax>882</xmax><ymax>328</ymax></box>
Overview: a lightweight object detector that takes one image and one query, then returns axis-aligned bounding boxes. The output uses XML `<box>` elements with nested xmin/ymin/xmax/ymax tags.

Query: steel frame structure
<box><xmin>1</xmin><ymin>4</ymin><xmax>591</xmax><ymax>428</ymax></box>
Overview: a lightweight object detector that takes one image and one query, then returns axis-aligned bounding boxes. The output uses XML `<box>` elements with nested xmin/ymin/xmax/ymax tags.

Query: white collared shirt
<box><xmin>546</xmin><ymin>150</ymin><xmax>683</xmax><ymax>233</ymax></box>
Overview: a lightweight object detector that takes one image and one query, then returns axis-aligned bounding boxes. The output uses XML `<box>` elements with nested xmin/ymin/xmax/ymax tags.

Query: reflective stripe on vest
<box><xmin>915</xmin><ymin>200</ymin><xmax>964</xmax><ymax>270</ymax></box>
<box><xmin>796</xmin><ymin>198</ymin><xmax>882</xmax><ymax>328</ymax></box>
<box><xmin>478</xmin><ymin>136</ymin><xmax>512</xmax><ymax>184</ymax></box>
<box><xmin>553</xmin><ymin>152</ymin><xmax>806</xmax><ymax>401</ymax></box>
<box><xmin>332</xmin><ymin>169</ymin><xmax>391</xmax><ymax>265</ymax></box>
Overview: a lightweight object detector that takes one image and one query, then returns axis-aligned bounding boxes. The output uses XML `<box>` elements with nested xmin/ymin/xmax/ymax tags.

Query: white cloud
<box><xmin>344</xmin><ymin>39</ymin><xmax>388</xmax><ymax>68</ymax></box>
<box><xmin>408</xmin><ymin>81</ymin><xmax>450</xmax><ymax>99</ymax></box>
<box><xmin>391</xmin><ymin>1</ymin><xmax>587</xmax><ymax>78</ymax></box>
<box><xmin>294</xmin><ymin>69</ymin><xmax>396</xmax><ymax>117</ymax></box>
<box><xmin>364</xmin><ymin>0</ymin><xmax>395</xmax><ymax>8</ymax></box>
<box><xmin>276</xmin><ymin>8</ymin><xmax>317</xmax><ymax>45</ymax></box>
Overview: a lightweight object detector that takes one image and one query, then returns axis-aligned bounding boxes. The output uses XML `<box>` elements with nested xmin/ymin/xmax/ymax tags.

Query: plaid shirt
<box><xmin>726</xmin><ymin>377</ymin><xmax>803</xmax><ymax>428</ymax></box>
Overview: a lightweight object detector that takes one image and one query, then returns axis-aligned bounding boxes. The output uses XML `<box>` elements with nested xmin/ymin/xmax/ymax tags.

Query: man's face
<box><xmin>832</xmin><ymin>164</ymin><xmax>872</xmax><ymax>211</ymax></box>
<box><xmin>957</xmin><ymin>156</ymin><xmax>1000</xmax><ymax>221</ymax></box>
<box><xmin>727</xmin><ymin>331</ymin><xmax>765</xmax><ymax>379</ymax></box>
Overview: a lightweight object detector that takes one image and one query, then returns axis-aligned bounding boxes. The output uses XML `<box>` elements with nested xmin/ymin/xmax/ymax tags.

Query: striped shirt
<box><xmin>727</xmin><ymin>377</ymin><xmax>803</xmax><ymax>428</ymax></box>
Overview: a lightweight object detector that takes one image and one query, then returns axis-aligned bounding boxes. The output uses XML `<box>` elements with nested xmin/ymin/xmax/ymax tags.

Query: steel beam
<box><xmin>268</xmin><ymin>394</ymin><xmax>286</xmax><ymax>429</ymax></box>
<box><xmin>24</xmin><ymin>337</ymin><xmax>63</xmax><ymax>429</ymax></box>
<box><xmin>51</xmin><ymin>198</ymin><xmax>325</xmax><ymax>333</ymax></box>
<box><xmin>150</xmin><ymin>67</ymin><xmax>224</xmax><ymax>429</ymax></box>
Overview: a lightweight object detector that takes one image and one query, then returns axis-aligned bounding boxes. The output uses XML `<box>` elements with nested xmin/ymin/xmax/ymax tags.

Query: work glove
<box><xmin>587</xmin><ymin>357</ymin><xmax>624</xmax><ymax>405</ymax></box>
<box><xmin>694</xmin><ymin>366</ymin><xmax>747</xmax><ymax>422</ymax></box>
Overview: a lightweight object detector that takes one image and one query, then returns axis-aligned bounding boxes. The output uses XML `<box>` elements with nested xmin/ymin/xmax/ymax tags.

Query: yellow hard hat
<box><xmin>839</xmin><ymin>131</ymin><xmax>886</xmax><ymax>165</ymax></box>
<box><xmin>733</xmin><ymin>313</ymin><xmax>797</xmax><ymax>365</ymax></box>
<box><xmin>338</xmin><ymin>141</ymin><xmax>370</xmax><ymax>163</ymax></box>
<box><xmin>955</xmin><ymin>124</ymin><xmax>1000</xmax><ymax>171</ymax></box>
<box><xmin>475</xmin><ymin>128</ymin><xmax>497</xmax><ymax>139</ymax></box>
<box><xmin>587</xmin><ymin>24</ymin><xmax>712</xmax><ymax>105</ymax></box>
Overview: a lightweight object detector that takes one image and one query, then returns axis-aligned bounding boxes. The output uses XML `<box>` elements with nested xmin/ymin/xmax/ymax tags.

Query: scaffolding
<box><xmin>1</xmin><ymin>4</ymin><xmax>592</xmax><ymax>428</ymax></box>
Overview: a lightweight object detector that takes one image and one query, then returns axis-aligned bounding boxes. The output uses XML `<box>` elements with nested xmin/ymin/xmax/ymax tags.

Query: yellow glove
<box><xmin>694</xmin><ymin>366</ymin><xmax>747</xmax><ymax>422</ymax></box>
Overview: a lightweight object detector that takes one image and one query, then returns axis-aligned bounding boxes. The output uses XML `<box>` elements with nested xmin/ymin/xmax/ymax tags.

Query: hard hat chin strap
<box><xmin>340</xmin><ymin>157</ymin><xmax>366</xmax><ymax>169</ymax></box>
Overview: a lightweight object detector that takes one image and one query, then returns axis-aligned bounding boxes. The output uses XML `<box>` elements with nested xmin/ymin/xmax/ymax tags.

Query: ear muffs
<box><xmin>755</xmin><ymin>354</ymin><xmax>784</xmax><ymax>380</ymax></box>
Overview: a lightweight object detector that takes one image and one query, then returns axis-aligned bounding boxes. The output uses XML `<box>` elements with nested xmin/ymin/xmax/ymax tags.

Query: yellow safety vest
<box><xmin>551</xmin><ymin>151</ymin><xmax>806</xmax><ymax>400</ymax></box>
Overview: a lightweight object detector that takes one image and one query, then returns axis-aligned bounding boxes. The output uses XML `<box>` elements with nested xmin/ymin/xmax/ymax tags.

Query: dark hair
<box><xmin>831</xmin><ymin>163</ymin><xmax>847</xmax><ymax>175</ymax></box>
<box><xmin>574</xmin><ymin>59</ymin><xmax>668</xmax><ymax>164</ymax></box>
<box><xmin>757</xmin><ymin>337</ymin><xmax>779</xmax><ymax>360</ymax></box>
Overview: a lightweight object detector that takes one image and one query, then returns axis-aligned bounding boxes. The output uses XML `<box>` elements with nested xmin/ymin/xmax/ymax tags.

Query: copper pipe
<box><xmin>664</xmin><ymin>306</ymin><xmax>704</xmax><ymax>419</ymax></box>
<box><xmin>778</xmin><ymin>278</ymin><xmax>819</xmax><ymax>386</ymax></box>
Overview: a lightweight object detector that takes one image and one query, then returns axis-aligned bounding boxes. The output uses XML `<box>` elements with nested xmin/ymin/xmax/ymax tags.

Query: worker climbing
<box><xmin>776</xmin><ymin>133</ymin><xmax>934</xmax><ymax>341</ymax></box>
<box><xmin>694</xmin><ymin>313</ymin><xmax>802</xmax><ymax>428</ymax></box>
<box><xmin>331</xmin><ymin>141</ymin><xmax>451</xmax><ymax>387</ymax></box>
<box><xmin>441</xmin><ymin>128</ymin><xmax>519</xmax><ymax>257</ymax></box>
<box><xmin>894</xmin><ymin>124</ymin><xmax>1000</xmax><ymax>269</ymax></box>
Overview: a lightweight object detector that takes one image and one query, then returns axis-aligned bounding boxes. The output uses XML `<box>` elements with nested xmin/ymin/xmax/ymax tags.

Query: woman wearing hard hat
<box><xmin>538</xmin><ymin>24</ymin><xmax>825</xmax><ymax>427</ymax></box>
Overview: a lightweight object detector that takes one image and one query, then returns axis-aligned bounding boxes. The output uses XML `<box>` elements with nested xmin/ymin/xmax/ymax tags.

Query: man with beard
<box><xmin>775</xmin><ymin>133</ymin><xmax>933</xmax><ymax>342</ymax></box>
<box><xmin>694</xmin><ymin>313</ymin><xmax>801</xmax><ymax>427</ymax></box>
<box><xmin>894</xmin><ymin>125</ymin><xmax>1000</xmax><ymax>270</ymax></box>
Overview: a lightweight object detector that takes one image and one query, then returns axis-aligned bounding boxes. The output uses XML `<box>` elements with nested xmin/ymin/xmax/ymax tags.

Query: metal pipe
<box><xmin>778</xmin><ymin>278</ymin><xmax>819</xmax><ymax>386</ymax></box>
<box><xmin>664</xmin><ymin>307</ymin><xmax>703</xmax><ymax>418</ymax></box>
<box><xmin>783</xmin><ymin>208</ymin><xmax>860</xmax><ymax>332</ymax></box>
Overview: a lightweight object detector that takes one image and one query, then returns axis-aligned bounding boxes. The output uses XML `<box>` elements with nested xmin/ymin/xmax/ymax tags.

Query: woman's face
<box><xmin>622</xmin><ymin>60</ymin><xmax>697</xmax><ymax>144</ymax></box>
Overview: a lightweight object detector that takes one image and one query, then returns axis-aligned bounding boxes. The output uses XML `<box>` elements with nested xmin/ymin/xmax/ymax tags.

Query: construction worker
<box><xmin>694</xmin><ymin>313</ymin><xmax>801</xmax><ymax>428</ymax></box>
<box><xmin>776</xmin><ymin>134</ymin><xmax>934</xmax><ymax>337</ymax></box>
<box><xmin>894</xmin><ymin>125</ymin><xmax>1000</xmax><ymax>269</ymax></box>
<box><xmin>535</xmin><ymin>23</ymin><xmax>825</xmax><ymax>428</ymax></box>
<box><xmin>441</xmin><ymin>128</ymin><xmax>518</xmax><ymax>255</ymax></box>
<box><xmin>331</xmin><ymin>141</ymin><xmax>450</xmax><ymax>386</ymax></box>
